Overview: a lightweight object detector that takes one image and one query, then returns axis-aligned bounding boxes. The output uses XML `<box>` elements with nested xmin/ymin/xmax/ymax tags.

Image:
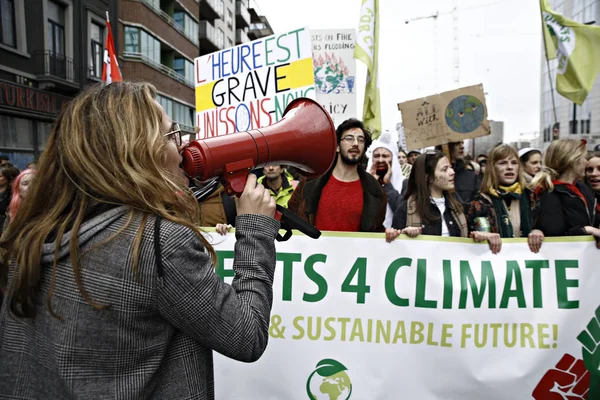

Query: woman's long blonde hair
<box><xmin>531</xmin><ymin>139</ymin><xmax>587</xmax><ymax>192</ymax></box>
<box><xmin>480</xmin><ymin>144</ymin><xmax>526</xmax><ymax>195</ymax></box>
<box><xmin>0</xmin><ymin>82</ymin><xmax>215</xmax><ymax>318</ymax></box>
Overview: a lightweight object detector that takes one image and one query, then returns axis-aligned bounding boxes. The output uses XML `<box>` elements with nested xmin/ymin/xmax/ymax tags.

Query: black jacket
<box><xmin>534</xmin><ymin>181</ymin><xmax>597</xmax><ymax>236</ymax></box>
<box><xmin>392</xmin><ymin>193</ymin><xmax>464</xmax><ymax>237</ymax></box>
<box><xmin>288</xmin><ymin>166</ymin><xmax>387</xmax><ymax>232</ymax></box>
<box><xmin>453</xmin><ymin>161</ymin><xmax>478</xmax><ymax>203</ymax></box>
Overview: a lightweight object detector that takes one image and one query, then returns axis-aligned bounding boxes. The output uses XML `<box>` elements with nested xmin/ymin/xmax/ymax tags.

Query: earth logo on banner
<box><xmin>306</xmin><ymin>358</ymin><xmax>353</xmax><ymax>400</ymax></box>
<box><xmin>313</xmin><ymin>53</ymin><xmax>354</xmax><ymax>95</ymax></box>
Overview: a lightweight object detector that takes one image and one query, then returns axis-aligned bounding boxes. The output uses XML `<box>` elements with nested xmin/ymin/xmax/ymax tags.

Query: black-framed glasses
<box><xmin>164</xmin><ymin>123</ymin><xmax>182</xmax><ymax>146</ymax></box>
<box><xmin>341</xmin><ymin>135</ymin><xmax>366</xmax><ymax>144</ymax></box>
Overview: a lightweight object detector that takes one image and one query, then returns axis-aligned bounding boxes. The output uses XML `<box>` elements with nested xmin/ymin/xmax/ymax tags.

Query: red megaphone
<box><xmin>182</xmin><ymin>97</ymin><xmax>337</xmax><ymax>195</ymax></box>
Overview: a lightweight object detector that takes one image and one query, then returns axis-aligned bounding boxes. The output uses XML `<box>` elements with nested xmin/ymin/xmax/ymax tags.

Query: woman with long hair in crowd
<box><xmin>4</xmin><ymin>169</ymin><xmax>35</xmax><ymax>229</ymax></box>
<box><xmin>0</xmin><ymin>82</ymin><xmax>279</xmax><ymax>399</ymax></box>
<box><xmin>585</xmin><ymin>151</ymin><xmax>600</xmax><ymax>227</ymax></box>
<box><xmin>387</xmin><ymin>150</ymin><xmax>501</xmax><ymax>253</ymax></box>
<box><xmin>532</xmin><ymin>139</ymin><xmax>600</xmax><ymax>244</ymax></box>
<box><xmin>398</xmin><ymin>149</ymin><xmax>412</xmax><ymax>178</ymax></box>
<box><xmin>0</xmin><ymin>166</ymin><xmax>18</xmax><ymax>235</ymax></box>
<box><xmin>466</xmin><ymin>145</ymin><xmax>545</xmax><ymax>253</ymax></box>
<box><xmin>436</xmin><ymin>141</ymin><xmax>478</xmax><ymax>203</ymax></box>
<box><xmin>518</xmin><ymin>148</ymin><xmax>543</xmax><ymax>184</ymax></box>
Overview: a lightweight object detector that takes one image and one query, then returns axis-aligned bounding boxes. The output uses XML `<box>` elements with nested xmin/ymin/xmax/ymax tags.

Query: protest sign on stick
<box><xmin>398</xmin><ymin>84</ymin><xmax>490</xmax><ymax>150</ymax></box>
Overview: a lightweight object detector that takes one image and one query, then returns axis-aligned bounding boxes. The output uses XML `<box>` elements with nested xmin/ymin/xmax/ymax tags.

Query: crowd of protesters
<box><xmin>0</xmin><ymin>81</ymin><xmax>598</xmax><ymax>399</ymax></box>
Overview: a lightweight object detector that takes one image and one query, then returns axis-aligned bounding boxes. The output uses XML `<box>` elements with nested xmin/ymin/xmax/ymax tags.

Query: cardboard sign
<box><xmin>398</xmin><ymin>84</ymin><xmax>490</xmax><ymax>150</ymax></box>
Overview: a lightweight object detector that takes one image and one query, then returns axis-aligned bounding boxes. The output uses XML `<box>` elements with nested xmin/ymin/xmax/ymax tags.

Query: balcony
<box><xmin>141</xmin><ymin>0</ymin><xmax>199</xmax><ymax>46</ymax></box>
<box><xmin>236</xmin><ymin>28</ymin><xmax>249</xmax><ymax>45</ymax></box>
<box><xmin>235</xmin><ymin>1</ymin><xmax>250</xmax><ymax>29</ymax></box>
<box><xmin>199</xmin><ymin>0</ymin><xmax>222</xmax><ymax>21</ymax></box>
<box><xmin>199</xmin><ymin>20</ymin><xmax>222</xmax><ymax>54</ymax></box>
<box><xmin>34</xmin><ymin>51</ymin><xmax>79</xmax><ymax>91</ymax></box>
<box><xmin>248</xmin><ymin>22</ymin><xmax>273</xmax><ymax>40</ymax></box>
<box><xmin>122</xmin><ymin>52</ymin><xmax>194</xmax><ymax>89</ymax></box>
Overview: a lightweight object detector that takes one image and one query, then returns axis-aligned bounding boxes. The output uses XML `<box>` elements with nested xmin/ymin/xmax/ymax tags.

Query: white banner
<box><xmin>209</xmin><ymin>232</ymin><xmax>599</xmax><ymax>400</ymax></box>
<box><xmin>311</xmin><ymin>29</ymin><xmax>357</xmax><ymax>128</ymax></box>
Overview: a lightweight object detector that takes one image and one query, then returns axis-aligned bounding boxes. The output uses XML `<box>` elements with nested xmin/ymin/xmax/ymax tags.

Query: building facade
<box><xmin>118</xmin><ymin>0</ymin><xmax>200</xmax><ymax>138</ymax></box>
<box><xmin>540</xmin><ymin>0</ymin><xmax>600</xmax><ymax>150</ymax></box>
<box><xmin>0</xmin><ymin>0</ymin><xmax>118</xmax><ymax>169</ymax></box>
<box><xmin>472</xmin><ymin>120</ymin><xmax>505</xmax><ymax>157</ymax></box>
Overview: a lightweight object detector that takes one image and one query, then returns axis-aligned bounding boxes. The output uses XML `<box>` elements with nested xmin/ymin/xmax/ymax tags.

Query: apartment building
<box><xmin>0</xmin><ymin>0</ymin><xmax>118</xmax><ymax>168</ymax></box>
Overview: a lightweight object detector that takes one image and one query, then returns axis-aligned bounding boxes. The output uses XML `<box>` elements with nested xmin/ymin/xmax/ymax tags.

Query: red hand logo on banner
<box><xmin>532</xmin><ymin>353</ymin><xmax>590</xmax><ymax>400</ymax></box>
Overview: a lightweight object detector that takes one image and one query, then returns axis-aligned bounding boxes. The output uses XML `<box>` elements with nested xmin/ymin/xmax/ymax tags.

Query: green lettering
<box><xmin>525</xmin><ymin>260</ymin><xmax>549</xmax><ymax>308</ymax></box>
<box><xmin>264</xmin><ymin>36</ymin><xmax>275</xmax><ymax>66</ymax></box>
<box><xmin>392</xmin><ymin>321</ymin><xmax>407</xmax><ymax>344</ymax></box>
<box><xmin>459</xmin><ymin>260</ymin><xmax>496</xmax><ymax>309</ymax></box>
<box><xmin>338</xmin><ymin>317</ymin><xmax>351</xmax><ymax>341</ymax></box>
<box><xmin>443</xmin><ymin>260</ymin><xmax>453</xmax><ymax>309</ymax></box>
<box><xmin>292</xmin><ymin>316</ymin><xmax>304</xmax><ymax>339</ymax></box>
<box><xmin>307</xmin><ymin>317</ymin><xmax>321</xmax><ymax>340</ymax></box>
<box><xmin>415</xmin><ymin>259</ymin><xmax>438</xmax><ymax>308</ymax></box>
<box><xmin>341</xmin><ymin>257</ymin><xmax>371</xmax><ymax>304</ymax></box>
<box><xmin>474</xmin><ymin>324</ymin><xmax>487</xmax><ymax>348</ymax></box>
<box><xmin>555</xmin><ymin>260</ymin><xmax>579</xmax><ymax>309</ymax></box>
<box><xmin>441</xmin><ymin>324</ymin><xmax>453</xmax><ymax>347</ymax></box>
<box><xmin>490</xmin><ymin>323</ymin><xmax>502</xmax><ymax>347</ymax></box>
<box><xmin>323</xmin><ymin>317</ymin><xmax>336</xmax><ymax>341</ymax></box>
<box><xmin>276</xmin><ymin>33</ymin><xmax>291</xmax><ymax>62</ymax></box>
<box><xmin>215</xmin><ymin>250</ymin><xmax>235</xmax><ymax>281</ymax></box>
<box><xmin>520</xmin><ymin>323</ymin><xmax>535</xmax><ymax>348</ymax></box>
<box><xmin>410</xmin><ymin>322</ymin><xmax>425</xmax><ymax>344</ymax></box>
<box><xmin>303</xmin><ymin>254</ymin><xmax>328</xmax><ymax>302</ymax></box>
<box><xmin>503</xmin><ymin>323</ymin><xmax>517</xmax><ymax>347</ymax></box>
<box><xmin>350</xmin><ymin>319</ymin><xmax>365</xmax><ymax>342</ymax></box>
<box><xmin>376</xmin><ymin>320</ymin><xmax>391</xmax><ymax>344</ymax></box>
<box><xmin>500</xmin><ymin>261</ymin><xmax>526</xmax><ymax>308</ymax></box>
<box><xmin>277</xmin><ymin>252</ymin><xmax>302</xmax><ymax>301</ymax></box>
<box><xmin>385</xmin><ymin>258</ymin><xmax>411</xmax><ymax>307</ymax></box>
<box><xmin>288</xmin><ymin>27</ymin><xmax>304</xmax><ymax>58</ymax></box>
<box><xmin>538</xmin><ymin>323</ymin><xmax>551</xmax><ymax>349</ymax></box>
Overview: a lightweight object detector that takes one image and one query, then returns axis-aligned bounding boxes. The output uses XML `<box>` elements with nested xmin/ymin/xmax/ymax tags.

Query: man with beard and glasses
<box><xmin>288</xmin><ymin>118</ymin><xmax>387</xmax><ymax>232</ymax></box>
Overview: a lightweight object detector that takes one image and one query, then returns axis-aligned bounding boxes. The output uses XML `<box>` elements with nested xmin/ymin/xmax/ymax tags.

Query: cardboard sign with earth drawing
<box><xmin>398</xmin><ymin>84</ymin><xmax>491</xmax><ymax>151</ymax></box>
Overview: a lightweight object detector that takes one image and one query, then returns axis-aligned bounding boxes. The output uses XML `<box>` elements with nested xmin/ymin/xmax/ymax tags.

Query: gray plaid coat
<box><xmin>0</xmin><ymin>206</ymin><xmax>279</xmax><ymax>399</ymax></box>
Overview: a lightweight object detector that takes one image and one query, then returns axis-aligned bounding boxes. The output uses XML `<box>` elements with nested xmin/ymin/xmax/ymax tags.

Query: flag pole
<box><xmin>539</xmin><ymin>4</ymin><xmax>558</xmax><ymax>125</ymax></box>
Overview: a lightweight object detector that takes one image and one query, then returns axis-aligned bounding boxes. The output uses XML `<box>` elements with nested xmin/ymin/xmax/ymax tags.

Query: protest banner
<box><xmin>209</xmin><ymin>231</ymin><xmax>599</xmax><ymax>399</ymax></box>
<box><xmin>194</xmin><ymin>27</ymin><xmax>315</xmax><ymax>139</ymax></box>
<box><xmin>311</xmin><ymin>29</ymin><xmax>357</xmax><ymax>128</ymax></box>
<box><xmin>398</xmin><ymin>84</ymin><xmax>491</xmax><ymax>151</ymax></box>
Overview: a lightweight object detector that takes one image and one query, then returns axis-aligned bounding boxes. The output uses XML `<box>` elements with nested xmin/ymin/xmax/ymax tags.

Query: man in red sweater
<box><xmin>288</xmin><ymin>118</ymin><xmax>387</xmax><ymax>232</ymax></box>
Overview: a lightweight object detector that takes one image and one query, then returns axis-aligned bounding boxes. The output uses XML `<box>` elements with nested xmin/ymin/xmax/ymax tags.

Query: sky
<box><xmin>252</xmin><ymin>0</ymin><xmax>544</xmax><ymax>142</ymax></box>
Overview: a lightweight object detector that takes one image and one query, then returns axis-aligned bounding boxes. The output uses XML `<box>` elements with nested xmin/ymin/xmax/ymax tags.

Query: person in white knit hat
<box><xmin>366</xmin><ymin>130</ymin><xmax>404</xmax><ymax>228</ymax></box>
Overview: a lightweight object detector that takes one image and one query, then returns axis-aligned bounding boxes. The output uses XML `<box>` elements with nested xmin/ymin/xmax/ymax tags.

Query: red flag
<box><xmin>102</xmin><ymin>12</ymin><xmax>122</xmax><ymax>83</ymax></box>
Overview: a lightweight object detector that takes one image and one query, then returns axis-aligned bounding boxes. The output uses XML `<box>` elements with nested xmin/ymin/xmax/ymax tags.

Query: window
<box><xmin>0</xmin><ymin>0</ymin><xmax>16</xmax><ymax>47</ymax></box>
<box><xmin>157</xmin><ymin>95</ymin><xmax>194</xmax><ymax>129</ymax></box>
<box><xmin>216</xmin><ymin>0</ymin><xmax>224</xmax><ymax>18</ymax></box>
<box><xmin>47</xmin><ymin>0</ymin><xmax>65</xmax><ymax>56</ymax></box>
<box><xmin>573</xmin><ymin>0</ymin><xmax>596</xmax><ymax>24</ymax></box>
<box><xmin>173</xmin><ymin>11</ymin><xmax>199</xmax><ymax>43</ymax></box>
<box><xmin>90</xmin><ymin>21</ymin><xmax>103</xmax><ymax>78</ymax></box>
<box><xmin>173</xmin><ymin>57</ymin><xmax>194</xmax><ymax>84</ymax></box>
<box><xmin>216</xmin><ymin>27</ymin><xmax>224</xmax><ymax>48</ymax></box>
<box><xmin>0</xmin><ymin>115</ymin><xmax>34</xmax><ymax>149</ymax></box>
<box><xmin>226</xmin><ymin>9</ymin><xmax>233</xmax><ymax>30</ymax></box>
<box><xmin>124</xmin><ymin>26</ymin><xmax>161</xmax><ymax>65</ymax></box>
<box><xmin>570</xmin><ymin>100</ymin><xmax>592</xmax><ymax>135</ymax></box>
<box><xmin>124</xmin><ymin>26</ymin><xmax>139</xmax><ymax>53</ymax></box>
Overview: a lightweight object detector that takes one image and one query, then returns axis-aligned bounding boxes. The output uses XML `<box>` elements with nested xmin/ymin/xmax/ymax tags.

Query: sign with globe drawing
<box><xmin>398</xmin><ymin>84</ymin><xmax>491</xmax><ymax>150</ymax></box>
<box><xmin>311</xmin><ymin>29</ymin><xmax>357</xmax><ymax>128</ymax></box>
<box><xmin>306</xmin><ymin>359</ymin><xmax>352</xmax><ymax>400</ymax></box>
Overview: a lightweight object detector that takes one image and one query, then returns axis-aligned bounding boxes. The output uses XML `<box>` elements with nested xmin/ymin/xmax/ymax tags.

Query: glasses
<box><xmin>164</xmin><ymin>123</ymin><xmax>182</xmax><ymax>147</ymax></box>
<box><xmin>341</xmin><ymin>135</ymin><xmax>366</xmax><ymax>144</ymax></box>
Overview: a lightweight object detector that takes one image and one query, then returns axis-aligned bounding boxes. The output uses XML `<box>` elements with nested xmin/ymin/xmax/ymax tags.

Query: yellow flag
<box><xmin>540</xmin><ymin>0</ymin><xmax>600</xmax><ymax>105</ymax></box>
<box><xmin>354</xmin><ymin>0</ymin><xmax>381</xmax><ymax>138</ymax></box>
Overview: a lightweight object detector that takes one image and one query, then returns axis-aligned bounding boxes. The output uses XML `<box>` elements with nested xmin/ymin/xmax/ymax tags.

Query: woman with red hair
<box><xmin>4</xmin><ymin>169</ymin><xmax>34</xmax><ymax>229</ymax></box>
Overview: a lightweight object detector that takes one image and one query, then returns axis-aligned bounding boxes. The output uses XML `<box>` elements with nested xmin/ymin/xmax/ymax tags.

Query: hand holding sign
<box><xmin>577</xmin><ymin>306</ymin><xmax>600</xmax><ymax>399</ymax></box>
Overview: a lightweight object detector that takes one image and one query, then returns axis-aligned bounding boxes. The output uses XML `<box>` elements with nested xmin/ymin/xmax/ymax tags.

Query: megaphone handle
<box><xmin>274</xmin><ymin>204</ymin><xmax>322</xmax><ymax>240</ymax></box>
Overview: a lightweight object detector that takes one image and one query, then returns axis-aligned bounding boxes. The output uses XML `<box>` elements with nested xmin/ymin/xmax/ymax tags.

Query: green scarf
<box><xmin>489</xmin><ymin>183</ymin><xmax>533</xmax><ymax>238</ymax></box>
